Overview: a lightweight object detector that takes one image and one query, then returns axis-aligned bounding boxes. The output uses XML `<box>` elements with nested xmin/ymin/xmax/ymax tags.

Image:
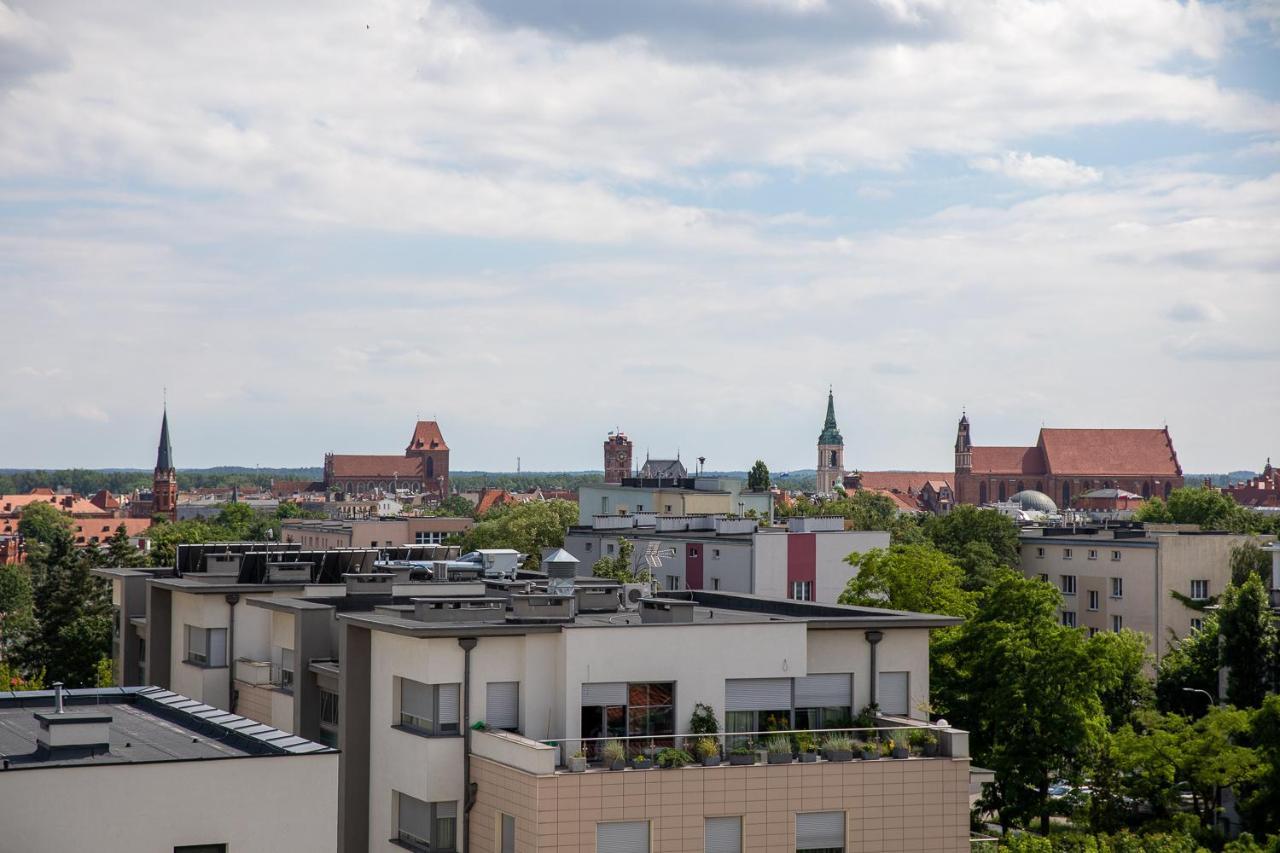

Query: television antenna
<box><xmin>641</xmin><ymin>541</ymin><xmax>677</xmax><ymax>587</ymax></box>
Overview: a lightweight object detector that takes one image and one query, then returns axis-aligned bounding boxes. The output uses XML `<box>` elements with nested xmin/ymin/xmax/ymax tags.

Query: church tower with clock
<box><xmin>603</xmin><ymin>431</ymin><xmax>633</xmax><ymax>484</ymax></box>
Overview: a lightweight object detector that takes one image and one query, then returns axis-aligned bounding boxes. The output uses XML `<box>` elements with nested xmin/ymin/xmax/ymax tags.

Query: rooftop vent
<box><xmin>343</xmin><ymin>572</ymin><xmax>394</xmax><ymax>594</ymax></box>
<box><xmin>431</xmin><ymin>561</ymin><xmax>484</xmax><ymax>583</ymax></box>
<box><xmin>203</xmin><ymin>553</ymin><xmax>244</xmax><ymax>577</ymax></box>
<box><xmin>638</xmin><ymin>597</ymin><xmax>695</xmax><ymax>624</ymax></box>
<box><xmin>482</xmin><ymin>579</ymin><xmax>532</xmax><ymax>601</ymax></box>
<box><xmin>507</xmin><ymin>594</ymin><xmax>576</xmax><ymax>623</ymax></box>
<box><xmin>412</xmin><ymin>597</ymin><xmax>507</xmax><ymax>624</ymax></box>
<box><xmin>266</xmin><ymin>562</ymin><xmax>313</xmax><ymax>583</ymax></box>
<box><xmin>34</xmin><ymin>683</ymin><xmax>112</xmax><ymax>755</ymax></box>
<box><xmin>541</xmin><ymin>548</ymin><xmax>580</xmax><ymax>579</ymax></box>
<box><xmin>573</xmin><ymin>580</ymin><xmax>623</xmax><ymax>613</ymax></box>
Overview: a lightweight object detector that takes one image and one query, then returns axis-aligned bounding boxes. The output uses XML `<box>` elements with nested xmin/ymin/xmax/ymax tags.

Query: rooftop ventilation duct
<box><xmin>573</xmin><ymin>581</ymin><xmax>623</xmax><ymax>613</ymax></box>
<box><xmin>507</xmin><ymin>594</ymin><xmax>575</xmax><ymax>624</ymax></box>
<box><xmin>638</xmin><ymin>597</ymin><xmax>695</xmax><ymax>625</ymax></box>
<box><xmin>343</xmin><ymin>572</ymin><xmax>395</xmax><ymax>594</ymax></box>
<box><xmin>412</xmin><ymin>597</ymin><xmax>507</xmax><ymax>624</ymax></box>
<box><xmin>34</xmin><ymin>683</ymin><xmax>112</xmax><ymax>755</ymax></box>
<box><xmin>266</xmin><ymin>562</ymin><xmax>313</xmax><ymax>583</ymax></box>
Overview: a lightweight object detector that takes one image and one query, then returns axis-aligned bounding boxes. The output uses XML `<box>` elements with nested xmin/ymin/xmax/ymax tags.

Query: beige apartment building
<box><xmin>1019</xmin><ymin>526</ymin><xmax>1274</xmax><ymax>662</ymax></box>
<box><xmin>337</xmin><ymin>589</ymin><xmax>977</xmax><ymax>853</ymax></box>
<box><xmin>282</xmin><ymin>516</ymin><xmax>473</xmax><ymax>550</ymax></box>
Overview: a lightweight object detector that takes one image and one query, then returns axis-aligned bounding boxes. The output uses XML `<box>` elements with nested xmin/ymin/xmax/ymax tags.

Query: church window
<box><xmin>998</xmin><ymin>482</ymin><xmax>1007</xmax><ymax>502</ymax></box>
<box><xmin>426</xmin><ymin>457</ymin><xmax>435</xmax><ymax>479</ymax></box>
<box><xmin>828</xmin><ymin>450</ymin><xmax>837</xmax><ymax>467</ymax></box>
<box><xmin>1017</xmin><ymin>481</ymin><xmax>1025</xmax><ymax>493</ymax></box>
<box><xmin>1062</xmin><ymin>482</ymin><xmax>1071</xmax><ymax>506</ymax></box>
<box><xmin>979</xmin><ymin>482</ymin><xmax>988</xmax><ymax>504</ymax></box>
<box><xmin>1163</xmin><ymin>481</ymin><xmax>1172</xmax><ymax>499</ymax></box>
<box><xmin>1142</xmin><ymin>481</ymin><xmax>1151</xmax><ymax>499</ymax></box>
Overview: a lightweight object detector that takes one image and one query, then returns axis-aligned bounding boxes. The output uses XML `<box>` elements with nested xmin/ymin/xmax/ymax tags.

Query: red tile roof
<box><xmin>1038</xmin><ymin>428</ymin><xmax>1181</xmax><ymax>477</ymax></box>
<box><xmin>89</xmin><ymin>489</ymin><xmax>121</xmax><ymax>511</ymax></box>
<box><xmin>1</xmin><ymin>492</ymin><xmax>111</xmax><ymax>517</ymax></box>
<box><xmin>329</xmin><ymin>455</ymin><xmax>425</xmax><ymax>478</ymax></box>
<box><xmin>856</xmin><ymin>471</ymin><xmax>952</xmax><ymax>495</ymax></box>
<box><xmin>475</xmin><ymin>488</ymin><xmax>514</xmax><ymax>516</ymax></box>
<box><xmin>869</xmin><ymin>488</ymin><xmax>926</xmax><ymax>514</ymax></box>
<box><xmin>969</xmin><ymin>446</ymin><xmax>1044</xmax><ymax>475</ymax></box>
<box><xmin>406</xmin><ymin>421</ymin><xmax>448</xmax><ymax>452</ymax></box>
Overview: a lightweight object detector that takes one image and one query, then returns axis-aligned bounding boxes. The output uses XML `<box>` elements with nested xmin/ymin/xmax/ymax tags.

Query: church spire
<box><xmin>818</xmin><ymin>387</ymin><xmax>843</xmax><ymax>446</ymax></box>
<box><xmin>156</xmin><ymin>406</ymin><xmax>174</xmax><ymax>472</ymax></box>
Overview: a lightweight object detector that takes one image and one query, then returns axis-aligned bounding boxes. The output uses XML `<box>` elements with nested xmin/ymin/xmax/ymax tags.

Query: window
<box><xmin>1088</xmin><ymin>549</ymin><xmax>1098</xmax><ymax>560</ymax></box>
<box><xmin>791</xmin><ymin>580</ymin><xmax>813</xmax><ymax>601</ymax></box>
<box><xmin>278</xmin><ymin>648</ymin><xmax>295</xmax><ymax>692</ymax></box>
<box><xmin>1190</xmin><ymin>579</ymin><xmax>1210</xmax><ymax>600</ymax></box>
<box><xmin>486</xmin><ymin>681</ymin><xmax>519</xmax><ymax>731</ymax></box>
<box><xmin>585</xmin><ymin>542</ymin><xmax>592</xmax><ymax>552</ymax></box>
<box><xmin>705</xmin><ymin>816</ymin><xmax>742</xmax><ymax>853</ymax></box>
<box><xmin>606</xmin><ymin>543</ymin><xmax>615</xmax><ymax>555</ymax></box>
<box><xmin>1088</xmin><ymin>627</ymin><xmax>1098</xmax><ymax>638</ymax></box>
<box><xmin>1111</xmin><ymin>550</ymin><xmax>1122</xmax><ymax>561</ymax></box>
<box><xmin>320</xmin><ymin>688</ymin><xmax>340</xmax><ymax>727</ymax></box>
<box><xmin>1062</xmin><ymin>611</ymin><xmax>1077</xmax><ymax>628</ymax></box>
<box><xmin>1060</xmin><ymin>575</ymin><xmax>1076</xmax><ymax>595</ymax></box>
<box><xmin>877</xmin><ymin>671</ymin><xmax>910</xmax><ymax>716</ymax></box>
<box><xmin>415</xmin><ymin>531</ymin><xmax>445</xmax><ymax>544</ymax></box>
<box><xmin>712</xmin><ymin>578</ymin><xmax>720</xmax><ymax>590</ymax></box>
<box><xmin>725</xmin><ymin>677</ymin><xmax>791</xmax><ymax>742</ymax></box>
<box><xmin>184</xmin><ymin>626</ymin><xmax>227</xmax><ymax>667</ymax></box>
<box><xmin>1063</xmin><ymin>548</ymin><xmax>1073</xmax><ymax>560</ymax></box>
<box><xmin>1088</xmin><ymin>590</ymin><xmax>1099</xmax><ymax>611</ymax></box>
<box><xmin>596</xmin><ymin>821</ymin><xmax>649</xmax><ymax>853</ymax></box>
<box><xmin>1110</xmin><ymin>577</ymin><xmax>1123</xmax><ymax>598</ymax></box>
<box><xmin>1111</xmin><ymin>615</ymin><xmax>1123</xmax><ymax>632</ymax></box>
<box><xmin>396</xmin><ymin>793</ymin><xmax>456</xmax><ymax>851</ymax></box>
<box><xmin>399</xmin><ymin>679</ymin><xmax>460</xmax><ymax>736</ymax></box>
<box><xmin>796</xmin><ymin>811</ymin><xmax>845</xmax><ymax>852</ymax></box>
<box><xmin>666</xmin><ymin>575</ymin><xmax>680</xmax><ymax>591</ymax></box>
<box><xmin>1191</xmin><ymin>618</ymin><xmax>1204</xmax><ymax>632</ymax></box>
<box><xmin>664</xmin><ymin>504</ymin><xmax>672</xmax><ymax>512</ymax></box>
<box><xmin>713</xmin><ymin>548</ymin><xmax>720</xmax><ymax>559</ymax></box>
<box><xmin>500</xmin><ymin>813</ymin><xmax>516</xmax><ymax>853</ymax></box>
<box><xmin>1036</xmin><ymin>547</ymin><xmax>1045</xmax><ymax>558</ymax></box>
<box><xmin>1038</xmin><ymin>573</ymin><xmax>1049</xmax><ymax>583</ymax></box>
<box><xmin>793</xmin><ymin>673</ymin><xmax>853</xmax><ymax>732</ymax></box>
<box><xmin>580</xmin><ymin>682</ymin><xmax>674</xmax><ymax>757</ymax></box>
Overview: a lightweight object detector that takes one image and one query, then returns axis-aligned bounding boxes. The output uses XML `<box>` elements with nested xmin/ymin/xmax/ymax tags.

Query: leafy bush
<box><xmin>689</xmin><ymin>702</ymin><xmax>719</xmax><ymax>735</ymax></box>
<box><xmin>764</xmin><ymin>734</ymin><xmax>792</xmax><ymax>755</ymax></box>
<box><xmin>656</xmin><ymin>748</ymin><xmax>694</xmax><ymax>768</ymax></box>
<box><xmin>694</xmin><ymin>737</ymin><xmax>719</xmax><ymax>759</ymax></box>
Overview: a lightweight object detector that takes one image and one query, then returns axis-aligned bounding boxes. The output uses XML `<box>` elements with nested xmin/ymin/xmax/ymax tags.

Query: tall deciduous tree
<box><xmin>747</xmin><ymin>460</ymin><xmax>770</xmax><ymax>492</ymax></box>
<box><xmin>1218</xmin><ymin>574</ymin><xmax>1277</xmax><ymax>708</ymax></box>
<box><xmin>838</xmin><ymin>544</ymin><xmax>977</xmax><ymax>617</ymax></box>
<box><xmin>1155</xmin><ymin>614</ymin><xmax>1222</xmax><ymax>717</ymax></box>
<box><xmin>456</xmin><ymin>500</ymin><xmax>579</xmax><ymax>569</ymax></box>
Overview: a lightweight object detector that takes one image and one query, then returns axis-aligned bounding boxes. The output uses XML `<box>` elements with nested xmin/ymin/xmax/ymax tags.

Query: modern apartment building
<box><xmin>1019</xmin><ymin>525</ymin><xmax>1274</xmax><ymax>662</ymax></box>
<box><xmin>564</xmin><ymin>514</ymin><xmax>889</xmax><ymax>603</ymax></box>
<box><xmin>335</xmin><ymin>585</ymin><xmax>975</xmax><ymax>853</ymax></box>
<box><xmin>0</xmin><ymin>684</ymin><xmax>337</xmax><ymax>853</ymax></box>
<box><xmin>281</xmin><ymin>517</ymin><xmax>474</xmax><ymax>550</ymax></box>
<box><xmin>578</xmin><ymin>478</ymin><xmax>773</xmax><ymax>526</ymax></box>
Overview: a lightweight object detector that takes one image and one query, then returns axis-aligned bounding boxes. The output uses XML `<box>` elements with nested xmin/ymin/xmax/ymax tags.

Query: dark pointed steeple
<box><xmin>156</xmin><ymin>407</ymin><xmax>174</xmax><ymax>472</ymax></box>
<box><xmin>818</xmin><ymin>387</ymin><xmax>843</xmax><ymax>446</ymax></box>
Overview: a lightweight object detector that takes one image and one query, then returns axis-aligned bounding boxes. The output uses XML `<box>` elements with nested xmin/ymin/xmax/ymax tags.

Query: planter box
<box><xmin>859</xmin><ymin>750</ymin><xmax>880</xmax><ymax>761</ymax></box>
<box><xmin>632</xmin><ymin>759</ymin><xmax>653</xmax><ymax>770</ymax></box>
<box><xmin>728</xmin><ymin>754</ymin><xmax>755</xmax><ymax>766</ymax></box>
<box><xmin>701</xmin><ymin>756</ymin><xmax>721</xmax><ymax>767</ymax></box>
<box><xmin>921</xmin><ymin>742</ymin><xmax>939</xmax><ymax>757</ymax></box>
<box><xmin>766</xmin><ymin>753</ymin><xmax>793</xmax><ymax>765</ymax></box>
<box><xmin>609</xmin><ymin>760</ymin><xmax>626</xmax><ymax>771</ymax></box>
<box><xmin>824</xmin><ymin>749</ymin><xmax>853</xmax><ymax>762</ymax></box>
<box><xmin>567</xmin><ymin>757</ymin><xmax>587</xmax><ymax>773</ymax></box>
<box><xmin>892</xmin><ymin>747</ymin><xmax>909</xmax><ymax>759</ymax></box>
<box><xmin>798</xmin><ymin>752</ymin><xmax>819</xmax><ymax>763</ymax></box>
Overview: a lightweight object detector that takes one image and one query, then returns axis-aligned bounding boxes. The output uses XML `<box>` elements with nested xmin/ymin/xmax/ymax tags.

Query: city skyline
<box><xmin>2</xmin><ymin>0</ymin><xmax>1278</xmax><ymax>473</ymax></box>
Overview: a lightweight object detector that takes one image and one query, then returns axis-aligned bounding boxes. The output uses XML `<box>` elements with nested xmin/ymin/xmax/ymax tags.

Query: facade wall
<box><xmin>468</xmin><ymin>753</ymin><xmax>972</xmax><ymax>853</ymax></box>
<box><xmin>806</xmin><ymin>628</ymin><xmax>931</xmax><ymax>721</ymax></box>
<box><xmin>814</xmin><ymin>531</ymin><xmax>889</xmax><ymax>604</ymax></box>
<box><xmin>957</xmin><ymin>471</ymin><xmax>1184</xmax><ymax>508</ymax></box>
<box><xmin>0</xmin><ymin>754</ymin><xmax>337</xmax><ymax>853</ymax></box>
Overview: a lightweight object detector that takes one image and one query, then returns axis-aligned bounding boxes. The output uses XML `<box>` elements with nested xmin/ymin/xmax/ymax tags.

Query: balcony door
<box><xmin>580</xmin><ymin>681</ymin><xmax>674</xmax><ymax>757</ymax></box>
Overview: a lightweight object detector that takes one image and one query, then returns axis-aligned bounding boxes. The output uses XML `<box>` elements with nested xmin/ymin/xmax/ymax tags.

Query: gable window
<box><xmin>1110</xmin><ymin>577</ymin><xmax>1123</xmax><ymax>598</ymax></box>
<box><xmin>399</xmin><ymin>678</ymin><xmax>460</xmax><ymax>737</ymax></box>
<box><xmin>184</xmin><ymin>626</ymin><xmax>227</xmax><ymax>668</ymax></box>
<box><xmin>1190</xmin><ymin>579</ymin><xmax>1210</xmax><ymax>601</ymax></box>
<box><xmin>396</xmin><ymin>792</ymin><xmax>456</xmax><ymax>852</ymax></box>
<box><xmin>1060</xmin><ymin>575</ymin><xmax>1076</xmax><ymax>595</ymax></box>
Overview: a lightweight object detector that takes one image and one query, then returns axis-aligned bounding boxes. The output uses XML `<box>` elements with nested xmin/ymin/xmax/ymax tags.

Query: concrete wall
<box><xmin>814</xmin><ymin>531</ymin><xmax>890</xmax><ymax>604</ymax></box>
<box><xmin>0</xmin><ymin>753</ymin><xmax>337</xmax><ymax>853</ymax></box>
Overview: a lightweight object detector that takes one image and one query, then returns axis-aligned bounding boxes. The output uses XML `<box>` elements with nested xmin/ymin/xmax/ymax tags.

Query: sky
<box><xmin>0</xmin><ymin>0</ymin><xmax>1277</xmax><ymax>474</ymax></box>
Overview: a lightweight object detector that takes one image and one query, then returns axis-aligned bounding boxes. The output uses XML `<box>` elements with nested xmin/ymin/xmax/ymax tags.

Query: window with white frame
<box><xmin>1088</xmin><ymin>549</ymin><xmax>1098</xmax><ymax>560</ymax></box>
<box><xmin>1087</xmin><ymin>590</ymin><xmax>1099</xmax><ymax>611</ymax></box>
<box><xmin>1191</xmin><ymin>618</ymin><xmax>1204</xmax><ymax>632</ymax></box>
<box><xmin>1190</xmin><ymin>579</ymin><xmax>1209</xmax><ymax>600</ymax></box>
<box><xmin>791</xmin><ymin>580</ymin><xmax>813</xmax><ymax>601</ymax></box>
<box><xmin>1111</xmin><ymin>550</ymin><xmax>1122</xmax><ymax>561</ymax></box>
<box><xmin>1062</xmin><ymin>611</ymin><xmax>1077</xmax><ymax>628</ymax></box>
<box><xmin>1060</xmin><ymin>575</ymin><xmax>1076</xmax><ymax>595</ymax></box>
<box><xmin>1111</xmin><ymin>615</ymin><xmax>1123</xmax><ymax>632</ymax></box>
<box><xmin>1063</xmin><ymin>548</ymin><xmax>1073</xmax><ymax>560</ymax></box>
<box><xmin>184</xmin><ymin>626</ymin><xmax>227</xmax><ymax>667</ymax></box>
<box><xmin>399</xmin><ymin>678</ymin><xmax>460</xmax><ymax>736</ymax></box>
<box><xmin>415</xmin><ymin>531</ymin><xmax>445</xmax><ymax>544</ymax></box>
<box><xmin>1110</xmin><ymin>577</ymin><xmax>1123</xmax><ymax>598</ymax></box>
<box><xmin>666</xmin><ymin>575</ymin><xmax>680</xmax><ymax>591</ymax></box>
<box><xmin>396</xmin><ymin>792</ymin><xmax>456</xmax><ymax>851</ymax></box>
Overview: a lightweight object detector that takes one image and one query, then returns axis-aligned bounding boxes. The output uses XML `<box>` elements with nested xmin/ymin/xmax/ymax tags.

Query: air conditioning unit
<box><xmin>621</xmin><ymin>583</ymin><xmax>651</xmax><ymax>610</ymax></box>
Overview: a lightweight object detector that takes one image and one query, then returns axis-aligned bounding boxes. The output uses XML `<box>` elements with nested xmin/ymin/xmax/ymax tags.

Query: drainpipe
<box><xmin>458</xmin><ymin>636</ymin><xmax>478</xmax><ymax>853</ymax></box>
<box><xmin>864</xmin><ymin>630</ymin><xmax>884</xmax><ymax>711</ymax></box>
<box><xmin>225</xmin><ymin>593</ymin><xmax>240</xmax><ymax>713</ymax></box>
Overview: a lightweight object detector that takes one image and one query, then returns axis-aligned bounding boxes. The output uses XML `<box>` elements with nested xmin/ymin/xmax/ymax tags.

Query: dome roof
<box><xmin>1009</xmin><ymin>490</ymin><xmax>1057</xmax><ymax>513</ymax></box>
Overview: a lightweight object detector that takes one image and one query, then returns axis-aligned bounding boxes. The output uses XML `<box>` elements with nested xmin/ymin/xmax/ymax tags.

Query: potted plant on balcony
<box><xmin>728</xmin><ymin>743</ymin><xmax>755</xmax><ymax>766</ymax></box>
<box><xmin>689</xmin><ymin>703</ymin><xmax>719</xmax><ymax>736</ymax></box>
<box><xmin>821</xmin><ymin>734</ymin><xmax>854</xmax><ymax>762</ymax></box>
<box><xmin>887</xmin><ymin>734</ymin><xmax>909</xmax><ymax>759</ymax></box>
<box><xmin>656</xmin><ymin>747</ymin><xmax>694</xmax><ymax>768</ymax></box>
<box><xmin>765</xmin><ymin>734</ymin><xmax>793</xmax><ymax>765</ymax></box>
<box><xmin>858</xmin><ymin>740</ymin><xmax>879</xmax><ymax>761</ymax></box>
<box><xmin>695</xmin><ymin>737</ymin><xmax>721</xmax><ymax>767</ymax></box>
<box><xmin>631</xmin><ymin>754</ymin><xmax>653</xmax><ymax>770</ymax></box>
<box><xmin>602</xmin><ymin>739</ymin><xmax>627</xmax><ymax>771</ymax></box>
<box><xmin>908</xmin><ymin>728</ymin><xmax>939</xmax><ymax>757</ymax></box>
<box><xmin>567</xmin><ymin>749</ymin><xmax>587</xmax><ymax>773</ymax></box>
<box><xmin>796</xmin><ymin>731</ymin><xmax>819</xmax><ymax>763</ymax></box>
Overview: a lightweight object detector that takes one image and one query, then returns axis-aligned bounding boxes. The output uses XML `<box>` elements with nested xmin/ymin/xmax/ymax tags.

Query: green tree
<box><xmin>591</xmin><ymin>538</ymin><xmax>639</xmax><ymax>582</ymax></box>
<box><xmin>747</xmin><ymin>460</ymin><xmax>771</xmax><ymax>492</ymax></box>
<box><xmin>457</xmin><ymin>500</ymin><xmax>579</xmax><ymax>569</ymax></box>
<box><xmin>18</xmin><ymin>501</ymin><xmax>75</xmax><ymax>559</ymax></box>
<box><xmin>1230</xmin><ymin>541</ymin><xmax>1272</xmax><ymax>586</ymax></box>
<box><xmin>214</xmin><ymin>502</ymin><xmax>256</xmax><ymax>538</ymax></box>
<box><xmin>1239</xmin><ymin>695</ymin><xmax>1280</xmax><ymax>837</ymax></box>
<box><xmin>1135</xmin><ymin>497</ymin><xmax>1175</xmax><ymax>524</ymax></box>
<box><xmin>1137</xmin><ymin>487</ymin><xmax>1249</xmax><ymax>531</ymax></box>
<box><xmin>1090</xmin><ymin>628</ymin><xmax>1154</xmax><ymax>730</ymax></box>
<box><xmin>434</xmin><ymin>494</ymin><xmax>476</xmax><ymax>518</ymax></box>
<box><xmin>19</xmin><ymin>531</ymin><xmax>113</xmax><ymax>688</ymax></box>
<box><xmin>838</xmin><ymin>544</ymin><xmax>977</xmax><ymax>617</ymax></box>
<box><xmin>1218</xmin><ymin>574</ymin><xmax>1276</xmax><ymax>708</ymax></box>
<box><xmin>1155</xmin><ymin>615</ymin><xmax>1221</xmax><ymax>717</ymax></box>
<box><xmin>105</xmin><ymin>523</ymin><xmax>148</xmax><ymax>568</ymax></box>
<box><xmin>0</xmin><ymin>562</ymin><xmax>35</xmax><ymax>656</ymax></box>
<box><xmin>924</xmin><ymin>504</ymin><xmax>1020</xmax><ymax>568</ymax></box>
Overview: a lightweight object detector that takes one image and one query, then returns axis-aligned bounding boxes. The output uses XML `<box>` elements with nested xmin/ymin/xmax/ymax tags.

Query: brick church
<box><xmin>952</xmin><ymin>413</ymin><xmax>1184</xmax><ymax>509</ymax></box>
<box><xmin>323</xmin><ymin>421</ymin><xmax>450</xmax><ymax>499</ymax></box>
<box><xmin>130</xmin><ymin>406</ymin><xmax>178</xmax><ymax>521</ymax></box>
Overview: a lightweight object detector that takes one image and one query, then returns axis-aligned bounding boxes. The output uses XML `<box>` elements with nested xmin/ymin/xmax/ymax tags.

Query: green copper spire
<box><xmin>818</xmin><ymin>388</ymin><xmax>843</xmax><ymax>446</ymax></box>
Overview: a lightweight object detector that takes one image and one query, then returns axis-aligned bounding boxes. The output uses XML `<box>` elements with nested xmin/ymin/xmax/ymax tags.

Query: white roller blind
<box><xmin>401</xmin><ymin>679</ymin><xmax>432</xmax><ymax>719</ymax></box>
<box><xmin>794</xmin><ymin>673</ymin><xmax>851</xmax><ymax>707</ymax></box>
<box><xmin>397</xmin><ymin>792</ymin><xmax>432</xmax><ymax>842</ymax></box>
<box><xmin>796</xmin><ymin>811</ymin><xmax>844</xmax><ymax>850</ymax></box>
<box><xmin>582</xmin><ymin>682</ymin><xmax>627</xmax><ymax>706</ymax></box>
<box><xmin>725</xmin><ymin>677</ymin><xmax>792</xmax><ymax>711</ymax></box>
<box><xmin>208</xmin><ymin>628</ymin><xmax>227</xmax><ymax>667</ymax></box>
<box><xmin>438</xmin><ymin>683</ymin><xmax>460</xmax><ymax>725</ymax></box>
<box><xmin>596</xmin><ymin>820</ymin><xmax>649</xmax><ymax>853</ymax></box>
<box><xmin>878</xmin><ymin>671</ymin><xmax>909</xmax><ymax>716</ymax></box>
<box><xmin>501</xmin><ymin>813</ymin><xmax>516</xmax><ymax>853</ymax></box>
<box><xmin>705</xmin><ymin>816</ymin><xmax>742</xmax><ymax>853</ymax></box>
<box><xmin>487</xmin><ymin>681</ymin><xmax>519</xmax><ymax>730</ymax></box>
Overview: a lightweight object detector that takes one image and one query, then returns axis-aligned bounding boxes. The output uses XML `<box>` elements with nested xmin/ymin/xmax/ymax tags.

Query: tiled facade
<box><xmin>469</xmin><ymin>754</ymin><xmax>972</xmax><ymax>853</ymax></box>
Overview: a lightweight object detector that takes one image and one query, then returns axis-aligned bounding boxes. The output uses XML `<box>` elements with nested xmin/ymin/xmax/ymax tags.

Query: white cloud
<box><xmin>1167</xmin><ymin>300</ymin><xmax>1225</xmax><ymax>323</ymax></box>
<box><xmin>971</xmin><ymin>151</ymin><xmax>1102</xmax><ymax>189</ymax></box>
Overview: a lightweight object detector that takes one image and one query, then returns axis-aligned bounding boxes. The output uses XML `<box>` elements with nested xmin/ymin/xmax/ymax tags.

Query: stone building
<box><xmin>953</xmin><ymin>413</ymin><xmax>1183</xmax><ymax>508</ymax></box>
<box><xmin>129</xmin><ymin>406</ymin><xmax>178</xmax><ymax>521</ymax></box>
<box><xmin>816</xmin><ymin>388</ymin><xmax>845</xmax><ymax>495</ymax></box>
<box><xmin>323</xmin><ymin>421</ymin><xmax>450</xmax><ymax>500</ymax></box>
<box><xmin>602</xmin><ymin>431</ymin><xmax>633</xmax><ymax>484</ymax></box>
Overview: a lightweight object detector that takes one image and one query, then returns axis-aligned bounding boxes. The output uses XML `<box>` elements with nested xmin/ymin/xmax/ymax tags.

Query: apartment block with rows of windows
<box><xmin>1018</xmin><ymin>525</ymin><xmax>1274</xmax><ymax>664</ymax></box>
<box><xmin>563</xmin><ymin>514</ymin><xmax>888</xmax><ymax>604</ymax></box>
<box><xmin>337</xmin><ymin>587</ymin><xmax>978</xmax><ymax>853</ymax></box>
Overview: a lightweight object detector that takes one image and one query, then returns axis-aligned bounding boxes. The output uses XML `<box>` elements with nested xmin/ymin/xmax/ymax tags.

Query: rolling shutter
<box><xmin>396</xmin><ymin>792</ymin><xmax>432</xmax><ymax>842</ymax></box>
<box><xmin>795</xmin><ymin>811</ymin><xmax>844</xmax><ymax>850</ymax></box>
<box><xmin>596</xmin><ymin>820</ymin><xmax>649</xmax><ymax>853</ymax></box>
<box><xmin>794</xmin><ymin>673</ymin><xmax>851</xmax><ymax>707</ymax></box>
<box><xmin>437</xmin><ymin>683</ymin><xmax>460</xmax><ymax>726</ymax></box>
<box><xmin>401</xmin><ymin>679</ymin><xmax>432</xmax><ymax>720</ymax></box>
<box><xmin>501</xmin><ymin>813</ymin><xmax>516</xmax><ymax>853</ymax></box>
<box><xmin>705</xmin><ymin>816</ymin><xmax>742</xmax><ymax>853</ymax></box>
<box><xmin>725</xmin><ymin>678</ymin><xmax>792</xmax><ymax>711</ymax></box>
<box><xmin>487</xmin><ymin>682</ymin><xmax>519</xmax><ymax>730</ymax></box>
<box><xmin>878</xmin><ymin>671</ymin><xmax>909</xmax><ymax>716</ymax></box>
<box><xmin>582</xmin><ymin>682</ymin><xmax>627</xmax><ymax>706</ymax></box>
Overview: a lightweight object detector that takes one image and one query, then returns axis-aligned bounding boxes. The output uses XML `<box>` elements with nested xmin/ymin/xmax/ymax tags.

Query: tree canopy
<box><xmin>455</xmin><ymin>499</ymin><xmax>579</xmax><ymax>569</ymax></box>
<box><xmin>838</xmin><ymin>544</ymin><xmax>977</xmax><ymax>617</ymax></box>
<box><xmin>747</xmin><ymin>460</ymin><xmax>770</xmax><ymax>492</ymax></box>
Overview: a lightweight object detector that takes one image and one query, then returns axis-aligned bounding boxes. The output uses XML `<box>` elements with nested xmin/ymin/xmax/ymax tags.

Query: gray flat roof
<box><xmin>0</xmin><ymin>687</ymin><xmax>335</xmax><ymax>770</ymax></box>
